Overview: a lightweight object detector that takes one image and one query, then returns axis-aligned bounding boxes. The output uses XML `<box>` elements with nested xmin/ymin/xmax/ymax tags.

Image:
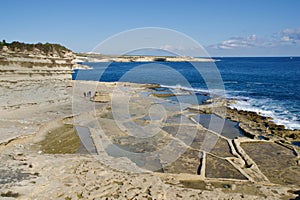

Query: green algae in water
<box><xmin>38</xmin><ymin>124</ymin><xmax>81</xmax><ymax>154</ymax></box>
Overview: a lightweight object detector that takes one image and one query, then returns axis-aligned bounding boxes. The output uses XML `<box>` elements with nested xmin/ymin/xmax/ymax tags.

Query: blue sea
<box><xmin>73</xmin><ymin>57</ymin><xmax>300</xmax><ymax>130</ymax></box>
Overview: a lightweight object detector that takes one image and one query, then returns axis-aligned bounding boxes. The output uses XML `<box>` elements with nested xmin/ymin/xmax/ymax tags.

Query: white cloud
<box><xmin>159</xmin><ymin>44</ymin><xmax>192</xmax><ymax>52</ymax></box>
<box><xmin>281</xmin><ymin>36</ymin><xmax>291</xmax><ymax>42</ymax></box>
<box><xmin>210</xmin><ymin>34</ymin><xmax>262</xmax><ymax>50</ymax></box>
<box><xmin>160</xmin><ymin>44</ymin><xmax>174</xmax><ymax>51</ymax></box>
<box><xmin>210</xmin><ymin>27</ymin><xmax>300</xmax><ymax>51</ymax></box>
<box><xmin>280</xmin><ymin>28</ymin><xmax>300</xmax><ymax>44</ymax></box>
<box><xmin>158</xmin><ymin>44</ymin><xmax>208</xmax><ymax>57</ymax></box>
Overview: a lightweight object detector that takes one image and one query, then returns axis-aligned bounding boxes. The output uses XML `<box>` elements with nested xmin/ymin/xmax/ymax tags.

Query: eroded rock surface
<box><xmin>1</xmin><ymin>79</ymin><xmax>300</xmax><ymax>199</ymax></box>
<box><xmin>0</xmin><ymin>43</ymin><xmax>75</xmax><ymax>110</ymax></box>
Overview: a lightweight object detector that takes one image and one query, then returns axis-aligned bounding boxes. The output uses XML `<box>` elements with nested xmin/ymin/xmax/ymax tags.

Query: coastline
<box><xmin>1</xmin><ymin>80</ymin><xmax>300</xmax><ymax>199</ymax></box>
<box><xmin>1</xmin><ymin>0</ymin><xmax>300</xmax><ymax>198</ymax></box>
<box><xmin>0</xmin><ymin>43</ymin><xmax>299</xmax><ymax>199</ymax></box>
<box><xmin>148</xmin><ymin>83</ymin><xmax>300</xmax><ymax>144</ymax></box>
<box><xmin>75</xmin><ymin>53</ymin><xmax>215</xmax><ymax>63</ymax></box>
<box><xmin>72</xmin><ymin>57</ymin><xmax>300</xmax><ymax>131</ymax></box>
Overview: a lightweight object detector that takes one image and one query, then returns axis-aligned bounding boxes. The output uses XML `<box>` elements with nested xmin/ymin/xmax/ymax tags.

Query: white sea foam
<box><xmin>230</xmin><ymin>97</ymin><xmax>300</xmax><ymax>130</ymax></box>
<box><xmin>161</xmin><ymin>84</ymin><xmax>300</xmax><ymax>130</ymax></box>
<box><xmin>224</xmin><ymin>81</ymin><xmax>239</xmax><ymax>84</ymax></box>
<box><xmin>161</xmin><ymin>84</ymin><xmax>226</xmax><ymax>96</ymax></box>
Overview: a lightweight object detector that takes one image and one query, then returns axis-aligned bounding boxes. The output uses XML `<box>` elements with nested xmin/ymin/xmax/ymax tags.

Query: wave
<box><xmin>229</xmin><ymin>97</ymin><xmax>300</xmax><ymax>130</ymax></box>
<box><xmin>160</xmin><ymin>84</ymin><xmax>300</xmax><ymax>130</ymax></box>
<box><xmin>246</xmin><ymin>82</ymin><xmax>272</xmax><ymax>85</ymax></box>
<box><xmin>161</xmin><ymin>84</ymin><xmax>250</xmax><ymax>99</ymax></box>
<box><xmin>224</xmin><ymin>81</ymin><xmax>239</xmax><ymax>84</ymax></box>
<box><xmin>160</xmin><ymin>84</ymin><xmax>227</xmax><ymax>96</ymax></box>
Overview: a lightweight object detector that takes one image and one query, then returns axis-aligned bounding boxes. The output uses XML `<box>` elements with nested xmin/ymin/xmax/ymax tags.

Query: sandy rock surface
<box><xmin>1</xmin><ymin>81</ymin><xmax>300</xmax><ymax>200</ymax></box>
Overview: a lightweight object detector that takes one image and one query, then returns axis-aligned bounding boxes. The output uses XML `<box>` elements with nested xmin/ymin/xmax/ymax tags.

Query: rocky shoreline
<box><xmin>1</xmin><ymin>81</ymin><xmax>300</xmax><ymax>199</ymax></box>
<box><xmin>188</xmin><ymin>97</ymin><xmax>300</xmax><ymax>145</ymax></box>
<box><xmin>1</xmin><ymin>43</ymin><xmax>300</xmax><ymax>199</ymax></box>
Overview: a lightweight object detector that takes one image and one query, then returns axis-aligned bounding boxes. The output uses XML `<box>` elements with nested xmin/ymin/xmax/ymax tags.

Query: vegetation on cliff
<box><xmin>0</xmin><ymin>40</ymin><xmax>71</xmax><ymax>57</ymax></box>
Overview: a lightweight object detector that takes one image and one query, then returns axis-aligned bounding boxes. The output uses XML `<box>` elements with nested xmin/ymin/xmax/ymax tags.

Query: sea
<box><xmin>73</xmin><ymin>57</ymin><xmax>300</xmax><ymax>130</ymax></box>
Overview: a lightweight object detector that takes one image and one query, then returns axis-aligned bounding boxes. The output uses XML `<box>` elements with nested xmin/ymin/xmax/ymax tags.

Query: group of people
<box><xmin>83</xmin><ymin>91</ymin><xmax>100</xmax><ymax>99</ymax></box>
<box><xmin>83</xmin><ymin>91</ymin><xmax>92</xmax><ymax>98</ymax></box>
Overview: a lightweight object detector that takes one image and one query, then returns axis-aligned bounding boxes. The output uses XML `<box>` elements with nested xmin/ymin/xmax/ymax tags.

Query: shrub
<box><xmin>0</xmin><ymin>40</ymin><xmax>71</xmax><ymax>56</ymax></box>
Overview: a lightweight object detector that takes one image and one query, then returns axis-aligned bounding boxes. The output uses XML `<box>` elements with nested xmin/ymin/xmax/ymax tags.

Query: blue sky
<box><xmin>1</xmin><ymin>0</ymin><xmax>300</xmax><ymax>56</ymax></box>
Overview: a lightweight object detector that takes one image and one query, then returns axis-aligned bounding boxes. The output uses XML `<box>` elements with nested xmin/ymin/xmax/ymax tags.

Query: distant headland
<box><xmin>75</xmin><ymin>52</ymin><xmax>215</xmax><ymax>63</ymax></box>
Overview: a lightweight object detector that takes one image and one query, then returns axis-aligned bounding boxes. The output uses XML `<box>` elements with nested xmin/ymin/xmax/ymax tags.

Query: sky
<box><xmin>1</xmin><ymin>0</ymin><xmax>300</xmax><ymax>56</ymax></box>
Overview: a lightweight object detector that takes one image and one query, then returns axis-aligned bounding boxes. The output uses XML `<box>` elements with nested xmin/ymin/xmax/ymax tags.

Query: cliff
<box><xmin>0</xmin><ymin>41</ymin><xmax>75</xmax><ymax>110</ymax></box>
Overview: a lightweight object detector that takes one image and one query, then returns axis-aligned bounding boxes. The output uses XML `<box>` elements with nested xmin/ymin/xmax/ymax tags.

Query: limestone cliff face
<box><xmin>0</xmin><ymin>43</ymin><xmax>74</xmax><ymax>110</ymax></box>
